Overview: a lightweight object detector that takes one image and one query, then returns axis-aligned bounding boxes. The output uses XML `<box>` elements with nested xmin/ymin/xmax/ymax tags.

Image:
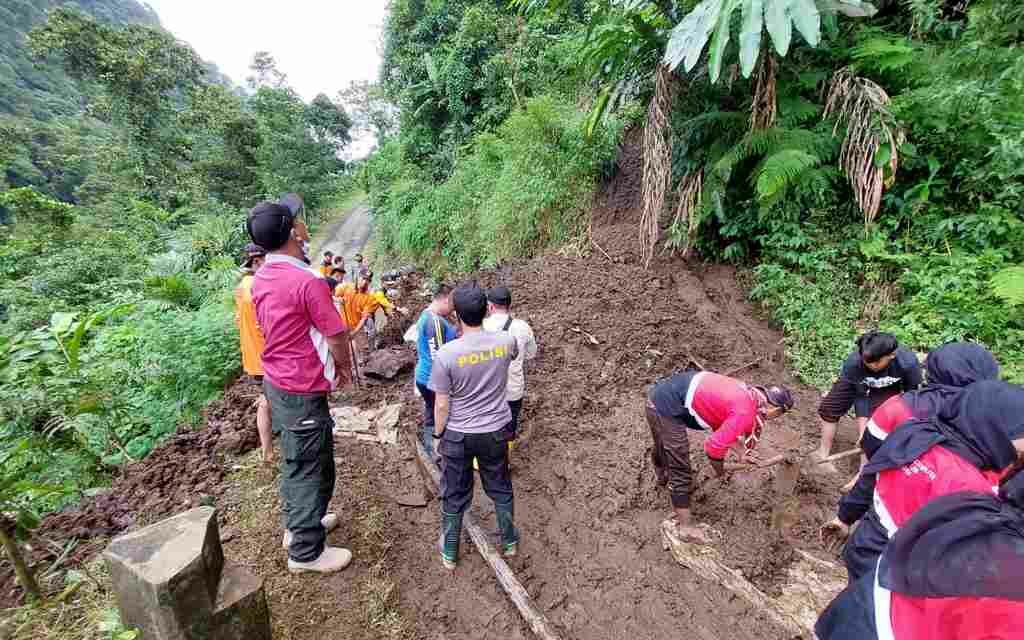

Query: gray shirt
<box><xmin>428</xmin><ymin>330</ymin><xmax>518</xmax><ymax>434</ymax></box>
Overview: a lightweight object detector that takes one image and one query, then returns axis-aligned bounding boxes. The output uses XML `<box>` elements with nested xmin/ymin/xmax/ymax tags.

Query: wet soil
<box><xmin>3</xmin><ymin>137</ymin><xmax>859</xmax><ymax>639</ymax></box>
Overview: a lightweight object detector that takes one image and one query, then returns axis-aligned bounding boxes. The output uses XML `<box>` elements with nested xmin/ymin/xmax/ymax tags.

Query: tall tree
<box><xmin>28</xmin><ymin>8</ymin><xmax>207</xmax><ymax>204</ymax></box>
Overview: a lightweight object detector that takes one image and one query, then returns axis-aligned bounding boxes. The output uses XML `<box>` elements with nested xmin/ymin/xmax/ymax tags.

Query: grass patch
<box><xmin>354</xmin><ymin>505</ymin><xmax>411</xmax><ymax>640</ymax></box>
<box><xmin>0</xmin><ymin>559</ymin><xmax>132</xmax><ymax>640</ymax></box>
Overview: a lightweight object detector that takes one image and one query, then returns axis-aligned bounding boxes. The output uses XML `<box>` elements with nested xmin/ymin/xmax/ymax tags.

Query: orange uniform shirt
<box><xmin>318</xmin><ymin>264</ymin><xmax>332</xmax><ymax>277</ymax></box>
<box><xmin>340</xmin><ymin>288</ymin><xmax>381</xmax><ymax>330</ymax></box>
<box><xmin>234</xmin><ymin>274</ymin><xmax>265</xmax><ymax>376</ymax></box>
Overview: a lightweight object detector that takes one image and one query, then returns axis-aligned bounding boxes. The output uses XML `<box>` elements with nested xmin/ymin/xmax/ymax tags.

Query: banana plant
<box><xmin>664</xmin><ymin>0</ymin><xmax>878</xmax><ymax>82</ymax></box>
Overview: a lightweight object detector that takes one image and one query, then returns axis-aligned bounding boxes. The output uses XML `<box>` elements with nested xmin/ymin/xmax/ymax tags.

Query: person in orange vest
<box><xmin>234</xmin><ymin>243</ymin><xmax>273</xmax><ymax>464</ymax></box>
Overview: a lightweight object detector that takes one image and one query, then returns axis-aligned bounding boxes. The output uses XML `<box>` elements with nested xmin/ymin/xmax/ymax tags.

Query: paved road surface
<box><xmin>317</xmin><ymin>203</ymin><xmax>373</xmax><ymax>264</ymax></box>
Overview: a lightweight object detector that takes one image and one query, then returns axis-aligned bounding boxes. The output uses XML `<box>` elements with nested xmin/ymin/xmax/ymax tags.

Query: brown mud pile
<box><xmin>358</xmin><ymin>134</ymin><xmax>857</xmax><ymax>638</ymax></box>
<box><xmin>0</xmin><ymin>382</ymin><xmax>261</xmax><ymax>608</ymax></box>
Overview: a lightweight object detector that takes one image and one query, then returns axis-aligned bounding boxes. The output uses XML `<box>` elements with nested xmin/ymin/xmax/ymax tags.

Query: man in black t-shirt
<box><xmin>815</xmin><ymin>331</ymin><xmax>922</xmax><ymax>467</ymax></box>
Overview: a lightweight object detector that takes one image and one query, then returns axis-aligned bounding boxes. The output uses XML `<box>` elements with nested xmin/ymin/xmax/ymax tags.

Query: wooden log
<box><xmin>661</xmin><ymin>520</ymin><xmax>846</xmax><ymax>635</ymax></box>
<box><xmin>411</xmin><ymin>435</ymin><xmax>563</xmax><ymax>640</ymax></box>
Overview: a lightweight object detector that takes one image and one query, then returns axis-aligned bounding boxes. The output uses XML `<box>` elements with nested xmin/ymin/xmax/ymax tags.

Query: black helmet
<box><xmin>756</xmin><ymin>385</ymin><xmax>795</xmax><ymax>412</ymax></box>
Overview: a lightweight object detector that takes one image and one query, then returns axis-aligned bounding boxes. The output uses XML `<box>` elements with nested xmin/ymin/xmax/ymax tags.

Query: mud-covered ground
<box><xmin>2</xmin><ymin>141</ymin><xmax>860</xmax><ymax>639</ymax></box>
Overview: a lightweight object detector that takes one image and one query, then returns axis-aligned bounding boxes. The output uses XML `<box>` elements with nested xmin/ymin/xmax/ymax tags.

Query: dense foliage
<box><xmin>0</xmin><ymin>3</ymin><xmax>356</xmax><ymax>515</ymax></box>
<box><xmin>366</xmin><ymin>0</ymin><xmax>1023</xmax><ymax>384</ymax></box>
<box><xmin>361</xmin><ymin>0</ymin><xmax>627</xmax><ymax>273</ymax></box>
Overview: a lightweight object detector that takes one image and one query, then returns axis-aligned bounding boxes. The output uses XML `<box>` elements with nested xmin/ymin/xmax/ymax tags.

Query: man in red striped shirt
<box><xmin>646</xmin><ymin>370</ymin><xmax>794</xmax><ymax>542</ymax></box>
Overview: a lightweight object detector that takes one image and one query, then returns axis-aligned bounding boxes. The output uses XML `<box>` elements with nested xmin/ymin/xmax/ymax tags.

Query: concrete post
<box><xmin>104</xmin><ymin>507</ymin><xmax>270</xmax><ymax>640</ymax></box>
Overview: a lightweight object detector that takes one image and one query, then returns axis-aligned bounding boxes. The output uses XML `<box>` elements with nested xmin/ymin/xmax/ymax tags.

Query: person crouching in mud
<box><xmin>646</xmin><ymin>369</ymin><xmax>794</xmax><ymax>544</ymax></box>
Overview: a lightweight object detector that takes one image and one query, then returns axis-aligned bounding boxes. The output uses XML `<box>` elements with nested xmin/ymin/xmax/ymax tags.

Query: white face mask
<box><xmin>301</xmin><ymin>240</ymin><xmax>311</xmax><ymax>261</ymax></box>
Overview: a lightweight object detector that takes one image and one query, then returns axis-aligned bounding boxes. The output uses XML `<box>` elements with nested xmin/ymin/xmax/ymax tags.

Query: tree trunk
<box><xmin>0</xmin><ymin>525</ymin><xmax>42</xmax><ymax>601</ymax></box>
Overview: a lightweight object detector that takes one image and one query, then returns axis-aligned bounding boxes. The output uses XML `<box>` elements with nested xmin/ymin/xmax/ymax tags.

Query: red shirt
<box><xmin>686</xmin><ymin>372</ymin><xmax>761</xmax><ymax>460</ymax></box>
<box><xmin>252</xmin><ymin>254</ymin><xmax>347</xmax><ymax>394</ymax></box>
<box><xmin>865</xmin><ymin>394</ymin><xmax>915</xmax><ymax>442</ymax></box>
<box><xmin>873</xmin><ymin>446</ymin><xmax>999</xmax><ymax>538</ymax></box>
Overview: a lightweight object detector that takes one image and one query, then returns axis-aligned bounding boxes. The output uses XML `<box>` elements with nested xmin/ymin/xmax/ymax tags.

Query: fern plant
<box><xmin>991</xmin><ymin>266</ymin><xmax>1024</xmax><ymax>307</ymax></box>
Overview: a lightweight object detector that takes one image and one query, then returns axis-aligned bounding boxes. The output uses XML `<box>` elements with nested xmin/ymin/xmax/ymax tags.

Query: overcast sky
<box><xmin>145</xmin><ymin>0</ymin><xmax>391</xmax><ymax>156</ymax></box>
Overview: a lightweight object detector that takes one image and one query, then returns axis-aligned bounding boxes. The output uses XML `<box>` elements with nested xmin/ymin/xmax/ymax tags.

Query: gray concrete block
<box><xmin>211</xmin><ymin>565</ymin><xmax>272</xmax><ymax>640</ymax></box>
<box><xmin>104</xmin><ymin>507</ymin><xmax>224</xmax><ymax>640</ymax></box>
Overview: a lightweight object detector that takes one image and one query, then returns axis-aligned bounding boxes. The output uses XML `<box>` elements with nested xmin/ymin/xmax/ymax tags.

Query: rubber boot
<box><xmin>495</xmin><ymin>503</ymin><xmax>519</xmax><ymax>558</ymax></box>
<box><xmin>439</xmin><ymin>511</ymin><xmax>463</xmax><ymax>570</ymax></box>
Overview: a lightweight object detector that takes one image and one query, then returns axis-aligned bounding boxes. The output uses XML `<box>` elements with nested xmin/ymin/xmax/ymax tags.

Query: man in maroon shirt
<box><xmin>248</xmin><ymin>193</ymin><xmax>355</xmax><ymax>574</ymax></box>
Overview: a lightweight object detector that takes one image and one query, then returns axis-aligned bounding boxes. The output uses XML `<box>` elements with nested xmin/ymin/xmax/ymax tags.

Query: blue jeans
<box><xmin>416</xmin><ymin>382</ymin><xmax>436</xmax><ymax>458</ymax></box>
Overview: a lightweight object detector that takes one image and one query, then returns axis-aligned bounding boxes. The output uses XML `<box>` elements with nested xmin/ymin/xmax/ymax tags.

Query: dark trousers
<box><xmin>842</xmin><ymin>511</ymin><xmax>890</xmax><ymax>584</ymax></box>
<box><xmin>417</xmin><ymin>382</ymin><xmax>436</xmax><ymax>458</ymax></box>
<box><xmin>439</xmin><ymin>427</ymin><xmax>515</xmax><ymax>520</ymax></box>
<box><xmin>646</xmin><ymin>400</ymin><xmax>694</xmax><ymax>508</ymax></box>
<box><xmin>508</xmin><ymin>399</ymin><xmax>523</xmax><ymax>439</ymax></box>
<box><xmin>819</xmin><ymin>378</ymin><xmax>901</xmax><ymax>421</ymax></box>
<box><xmin>264</xmin><ymin>380</ymin><xmax>336</xmax><ymax>562</ymax></box>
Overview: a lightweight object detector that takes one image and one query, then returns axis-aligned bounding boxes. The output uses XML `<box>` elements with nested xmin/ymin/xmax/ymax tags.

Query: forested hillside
<box><xmin>0</xmin><ymin>2</ymin><xmax>357</xmax><ymax>517</ymax></box>
<box><xmin>362</xmin><ymin>0</ymin><xmax>1024</xmax><ymax>384</ymax></box>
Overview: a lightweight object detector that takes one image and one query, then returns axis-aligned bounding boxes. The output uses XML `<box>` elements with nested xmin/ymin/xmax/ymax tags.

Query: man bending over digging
<box><xmin>647</xmin><ymin>369</ymin><xmax>794</xmax><ymax>543</ymax></box>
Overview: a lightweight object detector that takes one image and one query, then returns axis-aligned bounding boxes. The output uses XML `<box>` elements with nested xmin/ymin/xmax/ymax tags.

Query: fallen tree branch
<box><xmin>411</xmin><ymin>435</ymin><xmax>563</xmax><ymax>640</ymax></box>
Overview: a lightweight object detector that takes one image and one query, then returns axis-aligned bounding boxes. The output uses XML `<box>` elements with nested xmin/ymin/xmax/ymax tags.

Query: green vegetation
<box><xmin>0</xmin><ymin>3</ymin><xmax>357</xmax><ymax>518</ymax></box>
<box><xmin>361</xmin><ymin>0</ymin><xmax>627</xmax><ymax>274</ymax></box>
<box><xmin>366</xmin><ymin>0</ymin><xmax>1024</xmax><ymax>384</ymax></box>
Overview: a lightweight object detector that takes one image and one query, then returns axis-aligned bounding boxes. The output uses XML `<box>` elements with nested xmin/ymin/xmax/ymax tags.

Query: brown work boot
<box><xmin>287</xmin><ymin>547</ymin><xmax>353</xmax><ymax>574</ymax></box>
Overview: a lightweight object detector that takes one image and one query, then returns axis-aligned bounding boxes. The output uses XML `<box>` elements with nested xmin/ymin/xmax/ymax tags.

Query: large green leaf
<box><xmin>664</xmin><ymin>0</ymin><xmax>727</xmax><ymax>73</ymax></box>
<box><xmin>790</xmin><ymin>0</ymin><xmax>821</xmax><ymax>48</ymax></box>
<box><xmin>739</xmin><ymin>0</ymin><xmax>765</xmax><ymax>76</ymax></box>
<box><xmin>709</xmin><ymin>0</ymin><xmax>742</xmax><ymax>83</ymax></box>
<box><xmin>764</xmin><ymin>0</ymin><xmax>793</xmax><ymax>55</ymax></box>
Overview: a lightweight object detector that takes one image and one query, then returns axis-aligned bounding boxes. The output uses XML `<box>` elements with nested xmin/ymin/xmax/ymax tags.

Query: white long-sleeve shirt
<box><xmin>482</xmin><ymin>312</ymin><xmax>537</xmax><ymax>401</ymax></box>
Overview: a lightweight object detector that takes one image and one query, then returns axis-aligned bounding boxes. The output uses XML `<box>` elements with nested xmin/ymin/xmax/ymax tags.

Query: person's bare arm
<box><xmin>434</xmin><ymin>392</ymin><xmax>450</xmax><ymax>438</ymax></box>
<box><xmin>353</xmin><ymin>313</ymin><xmax>370</xmax><ymax>333</ymax></box>
<box><xmin>326</xmin><ymin>331</ymin><xmax>353</xmax><ymax>387</ymax></box>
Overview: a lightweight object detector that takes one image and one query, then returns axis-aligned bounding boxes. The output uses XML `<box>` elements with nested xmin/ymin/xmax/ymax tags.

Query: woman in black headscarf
<box><xmin>816</xmin><ymin>463</ymin><xmax>1024</xmax><ymax>640</ymax></box>
<box><xmin>839</xmin><ymin>379</ymin><xmax>1024</xmax><ymax>582</ymax></box>
<box><xmin>821</xmin><ymin>343</ymin><xmax>1001</xmax><ymax>553</ymax></box>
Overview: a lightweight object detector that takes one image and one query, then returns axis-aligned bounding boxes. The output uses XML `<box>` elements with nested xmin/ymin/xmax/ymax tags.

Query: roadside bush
<box><xmin>366</xmin><ymin>95</ymin><xmax>623</xmax><ymax>273</ymax></box>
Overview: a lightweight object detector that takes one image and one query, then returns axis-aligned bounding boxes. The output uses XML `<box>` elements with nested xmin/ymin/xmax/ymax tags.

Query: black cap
<box><xmin>247</xmin><ymin>193</ymin><xmax>304</xmax><ymax>251</ymax></box>
<box><xmin>242</xmin><ymin>243</ymin><xmax>267</xmax><ymax>268</ymax></box>
<box><xmin>487</xmin><ymin>286</ymin><xmax>512</xmax><ymax>306</ymax></box>
<box><xmin>756</xmin><ymin>385</ymin><xmax>795</xmax><ymax>412</ymax></box>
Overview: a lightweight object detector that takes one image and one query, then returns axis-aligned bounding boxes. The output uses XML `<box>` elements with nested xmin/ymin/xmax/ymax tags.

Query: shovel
<box><xmin>724</xmin><ymin>447</ymin><xmax>862</xmax><ymax>535</ymax></box>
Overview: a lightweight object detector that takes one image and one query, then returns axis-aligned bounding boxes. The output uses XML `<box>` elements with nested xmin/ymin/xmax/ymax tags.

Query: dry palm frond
<box><xmin>823</xmin><ymin>68</ymin><xmax>905</xmax><ymax>226</ymax></box>
<box><xmin>750</xmin><ymin>52</ymin><xmax>778</xmax><ymax>131</ymax></box>
<box><xmin>640</xmin><ymin>64</ymin><xmax>678</xmax><ymax>268</ymax></box>
<box><xmin>669</xmin><ymin>169</ymin><xmax>704</xmax><ymax>258</ymax></box>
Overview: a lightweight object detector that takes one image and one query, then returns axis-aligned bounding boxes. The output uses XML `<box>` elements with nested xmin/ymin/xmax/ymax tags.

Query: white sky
<box><xmin>145</xmin><ymin>0</ymin><xmax>390</xmax><ymax>157</ymax></box>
